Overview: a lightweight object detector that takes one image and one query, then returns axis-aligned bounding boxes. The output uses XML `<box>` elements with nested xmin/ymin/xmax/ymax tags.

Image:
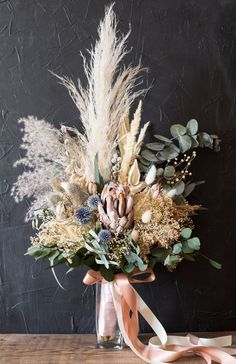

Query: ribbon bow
<box><xmin>84</xmin><ymin>269</ymin><xmax>236</xmax><ymax>364</ymax></box>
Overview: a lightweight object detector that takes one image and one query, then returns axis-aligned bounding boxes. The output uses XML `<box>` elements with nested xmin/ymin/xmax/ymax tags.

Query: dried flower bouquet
<box><xmin>12</xmin><ymin>5</ymin><xmax>221</xmax><ymax>280</ymax></box>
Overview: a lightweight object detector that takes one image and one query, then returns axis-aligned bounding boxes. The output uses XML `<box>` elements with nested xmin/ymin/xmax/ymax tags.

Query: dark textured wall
<box><xmin>0</xmin><ymin>0</ymin><xmax>236</xmax><ymax>334</ymax></box>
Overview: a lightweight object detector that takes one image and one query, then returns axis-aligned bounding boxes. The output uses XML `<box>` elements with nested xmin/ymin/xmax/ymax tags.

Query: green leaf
<box><xmin>146</xmin><ymin>142</ymin><xmax>165</xmax><ymax>151</ymax></box>
<box><xmin>154</xmin><ymin>135</ymin><xmax>172</xmax><ymax>143</ymax></box>
<box><xmin>178</xmin><ymin>135</ymin><xmax>192</xmax><ymax>152</ymax></box>
<box><xmin>151</xmin><ymin>247</ymin><xmax>170</xmax><ymax>262</ymax></box>
<box><xmin>164</xmin><ymin>165</ymin><xmax>175</xmax><ymax>178</ymax></box>
<box><xmin>172</xmin><ymin>243</ymin><xmax>182</xmax><ymax>254</ymax></box>
<box><xmin>174</xmin><ymin>180</ymin><xmax>185</xmax><ymax>195</ymax></box>
<box><xmin>186</xmin><ymin>119</ymin><xmax>198</xmax><ymax>135</ymax></box>
<box><xmin>26</xmin><ymin>246</ymin><xmax>53</xmax><ymax>260</ymax></box>
<box><xmin>141</xmin><ymin>150</ymin><xmax>158</xmax><ymax>162</ymax></box>
<box><xmin>191</xmin><ymin>136</ymin><xmax>199</xmax><ymax>148</ymax></box>
<box><xmin>209</xmin><ymin>259</ymin><xmax>222</xmax><ymax>270</ymax></box>
<box><xmin>124</xmin><ymin>263</ymin><xmax>135</xmax><ymax>273</ymax></box>
<box><xmin>164</xmin><ymin>254</ymin><xmax>179</xmax><ymax>266</ymax></box>
<box><xmin>148</xmin><ymin>257</ymin><xmax>157</xmax><ymax>269</ymax></box>
<box><xmin>182</xmin><ymin>253</ymin><xmax>196</xmax><ymax>262</ymax></box>
<box><xmin>198</xmin><ymin>132</ymin><xmax>213</xmax><ymax>148</ymax></box>
<box><xmin>159</xmin><ymin>147</ymin><xmax>178</xmax><ymax>161</ymax></box>
<box><xmin>157</xmin><ymin>168</ymin><xmax>164</xmax><ymax>176</ymax></box>
<box><xmin>181</xmin><ymin>227</ymin><xmax>192</xmax><ymax>239</ymax></box>
<box><xmin>100</xmin><ymin>266</ymin><xmax>114</xmax><ymax>282</ymax></box>
<box><xmin>139</xmin><ymin>156</ymin><xmax>151</xmax><ymax>166</ymax></box>
<box><xmin>187</xmin><ymin>237</ymin><xmax>201</xmax><ymax>250</ymax></box>
<box><xmin>137</xmin><ymin>261</ymin><xmax>148</xmax><ymax>271</ymax></box>
<box><xmin>170</xmin><ymin>124</ymin><xmax>186</xmax><ymax>138</ymax></box>
<box><xmin>48</xmin><ymin>250</ymin><xmax>60</xmax><ymax>262</ymax></box>
<box><xmin>182</xmin><ymin>241</ymin><xmax>194</xmax><ymax>254</ymax></box>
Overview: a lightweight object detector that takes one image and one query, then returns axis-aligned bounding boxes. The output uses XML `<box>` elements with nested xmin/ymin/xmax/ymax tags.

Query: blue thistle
<box><xmin>87</xmin><ymin>194</ymin><xmax>100</xmax><ymax>210</ymax></box>
<box><xmin>75</xmin><ymin>207</ymin><xmax>92</xmax><ymax>224</ymax></box>
<box><xmin>98</xmin><ymin>229</ymin><xmax>112</xmax><ymax>243</ymax></box>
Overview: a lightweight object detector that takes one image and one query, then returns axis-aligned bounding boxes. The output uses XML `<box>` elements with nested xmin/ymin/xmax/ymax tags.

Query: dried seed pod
<box><xmin>125</xmin><ymin>195</ymin><xmax>133</xmax><ymax>214</ymax></box>
<box><xmin>131</xmin><ymin>229</ymin><xmax>139</xmax><ymax>242</ymax></box>
<box><xmin>113</xmin><ymin>198</ymin><xmax>118</xmax><ymax>209</ymax></box>
<box><xmin>119</xmin><ymin>216</ymin><xmax>127</xmax><ymax>227</ymax></box>
<box><xmin>118</xmin><ymin>193</ymin><xmax>125</xmax><ymax>217</ymax></box>
<box><xmin>88</xmin><ymin>182</ymin><xmax>97</xmax><ymax>195</ymax></box>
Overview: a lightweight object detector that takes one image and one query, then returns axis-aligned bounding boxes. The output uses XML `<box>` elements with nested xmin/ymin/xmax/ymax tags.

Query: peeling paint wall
<box><xmin>0</xmin><ymin>0</ymin><xmax>236</xmax><ymax>333</ymax></box>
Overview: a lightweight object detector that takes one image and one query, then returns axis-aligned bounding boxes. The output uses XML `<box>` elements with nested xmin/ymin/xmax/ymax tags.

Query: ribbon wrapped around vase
<box><xmin>84</xmin><ymin>269</ymin><xmax>236</xmax><ymax>364</ymax></box>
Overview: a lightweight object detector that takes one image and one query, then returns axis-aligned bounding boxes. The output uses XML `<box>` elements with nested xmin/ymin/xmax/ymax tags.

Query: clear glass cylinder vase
<box><xmin>96</xmin><ymin>280</ymin><xmax>123</xmax><ymax>349</ymax></box>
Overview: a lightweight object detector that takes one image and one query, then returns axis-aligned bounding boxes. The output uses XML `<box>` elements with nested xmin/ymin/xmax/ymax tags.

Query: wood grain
<box><xmin>0</xmin><ymin>333</ymin><xmax>235</xmax><ymax>364</ymax></box>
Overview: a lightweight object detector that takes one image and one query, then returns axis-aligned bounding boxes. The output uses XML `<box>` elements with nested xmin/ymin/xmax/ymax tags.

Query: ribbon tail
<box><xmin>112</xmin><ymin>280</ymin><xmax>236</xmax><ymax>364</ymax></box>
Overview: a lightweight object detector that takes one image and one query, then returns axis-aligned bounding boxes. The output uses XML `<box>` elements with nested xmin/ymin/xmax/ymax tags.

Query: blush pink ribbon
<box><xmin>83</xmin><ymin>269</ymin><xmax>236</xmax><ymax>363</ymax></box>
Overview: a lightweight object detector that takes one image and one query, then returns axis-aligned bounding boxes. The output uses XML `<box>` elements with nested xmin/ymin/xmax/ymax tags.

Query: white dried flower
<box><xmin>145</xmin><ymin>165</ymin><xmax>157</xmax><ymax>185</ymax></box>
<box><xmin>141</xmin><ymin>210</ymin><xmax>152</xmax><ymax>223</ymax></box>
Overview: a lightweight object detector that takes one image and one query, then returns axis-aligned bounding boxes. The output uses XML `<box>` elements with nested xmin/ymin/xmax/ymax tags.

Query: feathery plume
<box><xmin>52</xmin><ymin>4</ymin><xmax>146</xmax><ymax>182</ymax></box>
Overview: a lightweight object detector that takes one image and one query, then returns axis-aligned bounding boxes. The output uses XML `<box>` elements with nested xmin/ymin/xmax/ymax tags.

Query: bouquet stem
<box><xmin>96</xmin><ymin>281</ymin><xmax>123</xmax><ymax>349</ymax></box>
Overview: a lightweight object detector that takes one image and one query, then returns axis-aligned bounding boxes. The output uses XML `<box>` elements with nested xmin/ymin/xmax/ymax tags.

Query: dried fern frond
<box><xmin>52</xmin><ymin>4</ymin><xmax>146</xmax><ymax>182</ymax></box>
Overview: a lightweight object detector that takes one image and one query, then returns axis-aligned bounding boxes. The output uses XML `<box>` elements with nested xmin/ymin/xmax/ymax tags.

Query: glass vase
<box><xmin>96</xmin><ymin>280</ymin><xmax>124</xmax><ymax>349</ymax></box>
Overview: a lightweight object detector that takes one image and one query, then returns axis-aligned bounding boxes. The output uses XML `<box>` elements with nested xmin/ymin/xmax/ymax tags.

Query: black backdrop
<box><xmin>0</xmin><ymin>0</ymin><xmax>236</xmax><ymax>334</ymax></box>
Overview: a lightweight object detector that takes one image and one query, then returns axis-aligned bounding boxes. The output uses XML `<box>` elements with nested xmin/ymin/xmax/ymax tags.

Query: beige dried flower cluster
<box><xmin>133</xmin><ymin>188</ymin><xmax>199</xmax><ymax>261</ymax></box>
<box><xmin>31</xmin><ymin>218</ymin><xmax>93</xmax><ymax>259</ymax></box>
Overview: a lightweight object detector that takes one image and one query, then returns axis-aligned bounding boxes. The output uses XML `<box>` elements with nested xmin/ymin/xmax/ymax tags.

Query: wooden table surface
<box><xmin>0</xmin><ymin>333</ymin><xmax>236</xmax><ymax>364</ymax></box>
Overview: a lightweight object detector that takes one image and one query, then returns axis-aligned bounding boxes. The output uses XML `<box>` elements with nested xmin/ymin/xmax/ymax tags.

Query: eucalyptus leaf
<box><xmin>172</xmin><ymin>243</ymin><xmax>182</xmax><ymax>254</ymax></box>
<box><xmin>178</xmin><ymin>135</ymin><xmax>192</xmax><ymax>152</ymax></box>
<box><xmin>191</xmin><ymin>136</ymin><xmax>199</xmax><ymax>148</ymax></box>
<box><xmin>187</xmin><ymin>237</ymin><xmax>201</xmax><ymax>250</ymax></box>
<box><xmin>154</xmin><ymin>134</ymin><xmax>172</xmax><ymax>143</ymax></box>
<box><xmin>146</xmin><ymin>142</ymin><xmax>165</xmax><ymax>151</ymax></box>
<box><xmin>157</xmin><ymin>168</ymin><xmax>164</xmax><ymax>176</ymax></box>
<box><xmin>164</xmin><ymin>165</ymin><xmax>175</xmax><ymax>178</ymax></box>
<box><xmin>186</xmin><ymin>119</ymin><xmax>198</xmax><ymax>135</ymax></box>
<box><xmin>151</xmin><ymin>247</ymin><xmax>170</xmax><ymax>262</ymax></box>
<box><xmin>164</xmin><ymin>254</ymin><xmax>179</xmax><ymax>266</ymax></box>
<box><xmin>124</xmin><ymin>263</ymin><xmax>135</xmax><ymax>273</ymax></box>
<box><xmin>181</xmin><ymin>227</ymin><xmax>192</xmax><ymax>239</ymax></box>
<box><xmin>170</xmin><ymin>124</ymin><xmax>186</xmax><ymax>138</ymax></box>
<box><xmin>174</xmin><ymin>180</ymin><xmax>185</xmax><ymax>195</ymax></box>
<box><xmin>159</xmin><ymin>147</ymin><xmax>178</xmax><ymax>160</ymax></box>
<box><xmin>182</xmin><ymin>241</ymin><xmax>194</xmax><ymax>254</ymax></box>
<box><xmin>198</xmin><ymin>132</ymin><xmax>213</xmax><ymax>148</ymax></box>
<box><xmin>141</xmin><ymin>150</ymin><xmax>158</xmax><ymax>162</ymax></box>
<box><xmin>139</xmin><ymin>156</ymin><xmax>151</xmax><ymax>166</ymax></box>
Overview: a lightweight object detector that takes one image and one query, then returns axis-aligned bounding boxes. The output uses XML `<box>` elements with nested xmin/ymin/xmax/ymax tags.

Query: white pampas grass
<box><xmin>53</xmin><ymin>4</ymin><xmax>145</xmax><ymax>182</ymax></box>
<box><xmin>11</xmin><ymin>116</ymin><xmax>66</xmax><ymax>219</ymax></box>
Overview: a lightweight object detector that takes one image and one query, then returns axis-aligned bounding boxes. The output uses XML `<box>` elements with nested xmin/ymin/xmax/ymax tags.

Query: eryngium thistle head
<box><xmin>75</xmin><ymin>207</ymin><xmax>92</xmax><ymax>224</ymax></box>
<box><xmin>98</xmin><ymin>229</ymin><xmax>112</xmax><ymax>243</ymax></box>
<box><xmin>87</xmin><ymin>194</ymin><xmax>100</xmax><ymax>210</ymax></box>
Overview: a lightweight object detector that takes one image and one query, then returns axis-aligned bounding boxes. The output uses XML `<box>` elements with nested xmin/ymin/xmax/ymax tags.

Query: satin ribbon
<box><xmin>83</xmin><ymin>269</ymin><xmax>236</xmax><ymax>363</ymax></box>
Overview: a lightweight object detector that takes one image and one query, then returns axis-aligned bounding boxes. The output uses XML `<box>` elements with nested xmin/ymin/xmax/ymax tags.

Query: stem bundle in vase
<box><xmin>12</xmin><ymin>4</ymin><xmax>236</xmax><ymax>364</ymax></box>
